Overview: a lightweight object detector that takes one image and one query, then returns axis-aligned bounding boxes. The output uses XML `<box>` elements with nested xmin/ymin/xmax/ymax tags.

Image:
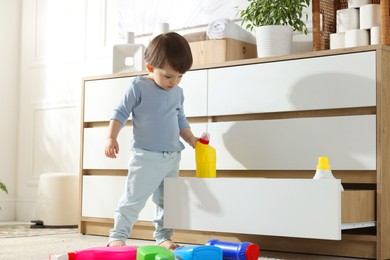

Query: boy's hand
<box><xmin>105</xmin><ymin>138</ymin><xmax>119</xmax><ymax>158</ymax></box>
<box><xmin>187</xmin><ymin>136</ymin><xmax>199</xmax><ymax>148</ymax></box>
<box><xmin>180</xmin><ymin>127</ymin><xmax>199</xmax><ymax>148</ymax></box>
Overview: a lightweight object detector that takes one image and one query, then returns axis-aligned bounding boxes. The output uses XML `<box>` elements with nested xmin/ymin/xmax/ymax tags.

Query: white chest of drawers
<box><xmin>80</xmin><ymin>46</ymin><xmax>390</xmax><ymax>259</ymax></box>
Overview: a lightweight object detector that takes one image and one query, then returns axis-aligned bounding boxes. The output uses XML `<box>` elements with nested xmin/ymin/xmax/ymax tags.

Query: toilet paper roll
<box><xmin>348</xmin><ymin>0</ymin><xmax>370</xmax><ymax>8</ymax></box>
<box><xmin>337</xmin><ymin>8</ymin><xmax>360</xmax><ymax>33</ymax></box>
<box><xmin>330</xmin><ymin>33</ymin><xmax>345</xmax><ymax>49</ymax></box>
<box><xmin>345</xmin><ymin>29</ymin><xmax>369</xmax><ymax>47</ymax></box>
<box><xmin>152</xmin><ymin>23</ymin><xmax>170</xmax><ymax>37</ymax></box>
<box><xmin>360</xmin><ymin>4</ymin><xmax>381</xmax><ymax>29</ymax></box>
<box><xmin>370</xmin><ymin>26</ymin><xmax>381</xmax><ymax>45</ymax></box>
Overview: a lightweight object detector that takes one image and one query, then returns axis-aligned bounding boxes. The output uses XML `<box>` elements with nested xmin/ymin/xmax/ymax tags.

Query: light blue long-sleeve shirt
<box><xmin>111</xmin><ymin>76</ymin><xmax>190</xmax><ymax>152</ymax></box>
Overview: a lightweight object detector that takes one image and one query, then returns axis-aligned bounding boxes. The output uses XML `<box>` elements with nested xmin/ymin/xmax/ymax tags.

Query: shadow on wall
<box><xmin>221</xmin><ymin>73</ymin><xmax>376</xmax><ymax>171</ymax></box>
<box><xmin>170</xmin><ymin>179</ymin><xmax>221</xmax><ymax>230</ymax></box>
<box><xmin>287</xmin><ymin>73</ymin><xmax>375</xmax><ymax>109</ymax></box>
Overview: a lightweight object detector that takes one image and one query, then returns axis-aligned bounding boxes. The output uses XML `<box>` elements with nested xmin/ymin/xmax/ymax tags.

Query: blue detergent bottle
<box><xmin>206</xmin><ymin>239</ymin><xmax>260</xmax><ymax>260</ymax></box>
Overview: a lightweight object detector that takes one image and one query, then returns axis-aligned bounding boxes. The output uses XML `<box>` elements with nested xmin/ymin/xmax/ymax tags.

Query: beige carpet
<box><xmin>1</xmin><ymin>233</ymin><xmax>108</xmax><ymax>259</ymax></box>
<box><xmin>0</xmin><ymin>223</ymin><xmax>77</xmax><ymax>238</ymax></box>
<box><xmin>0</xmin><ymin>223</ymin><xmax>357</xmax><ymax>260</ymax></box>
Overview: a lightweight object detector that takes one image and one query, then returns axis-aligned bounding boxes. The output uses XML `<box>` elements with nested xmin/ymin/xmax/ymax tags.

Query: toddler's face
<box><xmin>150</xmin><ymin>66</ymin><xmax>183</xmax><ymax>91</ymax></box>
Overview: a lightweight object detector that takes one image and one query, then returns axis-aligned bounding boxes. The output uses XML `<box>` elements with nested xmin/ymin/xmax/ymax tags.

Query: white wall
<box><xmin>15</xmin><ymin>0</ymin><xmax>108</xmax><ymax>221</ymax></box>
<box><xmin>0</xmin><ymin>0</ymin><xmax>21</xmax><ymax>221</ymax></box>
<box><xmin>0</xmin><ymin>0</ymin><xmax>312</xmax><ymax>222</ymax></box>
<box><xmin>14</xmin><ymin>0</ymin><xmax>218</xmax><ymax>222</ymax></box>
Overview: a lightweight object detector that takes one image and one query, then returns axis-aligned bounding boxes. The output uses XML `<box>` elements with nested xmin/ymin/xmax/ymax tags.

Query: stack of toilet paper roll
<box><xmin>330</xmin><ymin>0</ymin><xmax>381</xmax><ymax>49</ymax></box>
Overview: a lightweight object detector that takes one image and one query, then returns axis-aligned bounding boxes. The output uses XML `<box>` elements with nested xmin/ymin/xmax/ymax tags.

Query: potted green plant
<box><xmin>0</xmin><ymin>180</ymin><xmax>8</xmax><ymax>210</ymax></box>
<box><xmin>239</xmin><ymin>0</ymin><xmax>310</xmax><ymax>57</ymax></box>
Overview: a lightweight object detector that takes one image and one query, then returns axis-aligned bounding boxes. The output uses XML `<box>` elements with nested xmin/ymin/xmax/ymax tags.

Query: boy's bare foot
<box><xmin>159</xmin><ymin>239</ymin><xmax>181</xmax><ymax>250</ymax></box>
<box><xmin>108</xmin><ymin>240</ymin><xmax>126</xmax><ymax>247</ymax></box>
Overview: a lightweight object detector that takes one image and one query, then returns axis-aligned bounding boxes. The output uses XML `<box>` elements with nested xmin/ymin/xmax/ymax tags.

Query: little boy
<box><xmin>105</xmin><ymin>32</ymin><xmax>198</xmax><ymax>250</ymax></box>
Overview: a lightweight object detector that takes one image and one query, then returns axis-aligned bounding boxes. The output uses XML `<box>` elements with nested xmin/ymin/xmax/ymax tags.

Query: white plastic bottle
<box><xmin>313</xmin><ymin>157</ymin><xmax>344</xmax><ymax>191</ymax></box>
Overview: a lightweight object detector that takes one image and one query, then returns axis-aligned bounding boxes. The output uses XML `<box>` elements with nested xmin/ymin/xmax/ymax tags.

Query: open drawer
<box><xmin>164</xmin><ymin>178</ymin><xmax>375</xmax><ymax>240</ymax></box>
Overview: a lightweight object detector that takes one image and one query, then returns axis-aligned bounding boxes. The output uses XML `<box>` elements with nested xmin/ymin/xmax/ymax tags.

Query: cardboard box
<box><xmin>189</xmin><ymin>39</ymin><xmax>257</xmax><ymax>66</ymax></box>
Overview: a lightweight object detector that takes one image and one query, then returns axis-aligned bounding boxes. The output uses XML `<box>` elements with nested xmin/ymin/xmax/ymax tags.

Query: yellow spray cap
<box><xmin>317</xmin><ymin>157</ymin><xmax>331</xmax><ymax>170</ymax></box>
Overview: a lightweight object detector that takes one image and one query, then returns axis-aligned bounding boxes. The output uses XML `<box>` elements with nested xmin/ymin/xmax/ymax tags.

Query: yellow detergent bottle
<box><xmin>195</xmin><ymin>133</ymin><xmax>216</xmax><ymax>178</ymax></box>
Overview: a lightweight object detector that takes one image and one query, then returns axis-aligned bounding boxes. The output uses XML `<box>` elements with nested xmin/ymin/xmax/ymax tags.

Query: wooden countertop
<box><xmin>83</xmin><ymin>44</ymin><xmax>390</xmax><ymax>81</ymax></box>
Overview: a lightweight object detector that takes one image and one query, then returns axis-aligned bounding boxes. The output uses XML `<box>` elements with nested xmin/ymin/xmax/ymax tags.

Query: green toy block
<box><xmin>136</xmin><ymin>245</ymin><xmax>175</xmax><ymax>260</ymax></box>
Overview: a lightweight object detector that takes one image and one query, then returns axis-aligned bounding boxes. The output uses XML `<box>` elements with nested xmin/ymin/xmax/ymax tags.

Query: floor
<box><xmin>0</xmin><ymin>222</ymin><xmax>364</xmax><ymax>260</ymax></box>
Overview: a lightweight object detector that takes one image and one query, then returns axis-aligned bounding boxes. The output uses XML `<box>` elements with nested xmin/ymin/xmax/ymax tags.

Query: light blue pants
<box><xmin>108</xmin><ymin>148</ymin><xmax>181</xmax><ymax>245</ymax></box>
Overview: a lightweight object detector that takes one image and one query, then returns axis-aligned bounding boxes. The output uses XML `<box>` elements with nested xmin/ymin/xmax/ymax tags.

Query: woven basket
<box><xmin>312</xmin><ymin>0</ymin><xmax>389</xmax><ymax>50</ymax></box>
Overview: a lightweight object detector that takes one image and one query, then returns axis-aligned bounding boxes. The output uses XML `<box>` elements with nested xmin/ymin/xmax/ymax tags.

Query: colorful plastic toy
<box><xmin>49</xmin><ymin>246</ymin><xmax>137</xmax><ymax>260</ymax></box>
<box><xmin>136</xmin><ymin>245</ymin><xmax>175</xmax><ymax>260</ymax></box>
<box><xmin>174</xmin><ymin>245</ymin><xmax>222</xmax><ymax>260</ymax></box>
<box><xmin>206</xmin><ymin>239</ymin><xmax>260</xmax><ymax>260</ymax></box>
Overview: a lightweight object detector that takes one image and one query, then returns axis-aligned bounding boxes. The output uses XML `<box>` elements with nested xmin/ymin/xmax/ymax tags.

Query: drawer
<box><xmin>208</xmin><ymin>51</ymin><xmax>376</xmax><ymax>116</ymax></box>
<box><xmin>83</xmin><ymin>70</ymin><xmax>208</xmax><ymax>122</ymax></box>
<box><xmin>84</xmin><ymin>77</ymin><xmax>133</xmax><ymax>122</ymax></box>
<box><xmin>82</xmin><ymin>175</ymin><xmax>154</xmax><ymax>221</ymax></box>
<box><xmin>179</xmin><ymin>70</ymin><xmax>208</xmax><ymax>117</ymax></box>
<box><xmin>209</xmin><ymin>115</ymin><xmax>376</xmax><ymax>170</ymax></box>
<box><xmin>83</xmin><ymin>126</ymin><xmax>133</xmax><ymax>169</ymax></box>
<box><xmin>83</xmin><ymin>124</ymin><xmax>207</xmax><ymax>170</ymax></box>
<box><xmin>342</xmin><ymin>190</ymin><xmax>375</xmax><ymax>226</ymax></box>
<box><xmin>164</xmin><ymin>178</ymin><xmax>375</xmax><ymax>240</ymax></box>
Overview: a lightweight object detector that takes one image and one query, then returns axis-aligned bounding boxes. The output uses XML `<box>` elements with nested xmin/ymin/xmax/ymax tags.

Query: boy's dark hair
<box><xmin>144</xmin><ymin>32</ymin><xmax>193</xmax><ymax>74</ymax></box>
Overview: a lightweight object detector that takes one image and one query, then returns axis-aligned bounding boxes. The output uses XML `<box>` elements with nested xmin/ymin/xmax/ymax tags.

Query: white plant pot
<box><xmin>255</xmin><ymin>25</ymin><xmax>293</xmax><ymax>58</ymax></box>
